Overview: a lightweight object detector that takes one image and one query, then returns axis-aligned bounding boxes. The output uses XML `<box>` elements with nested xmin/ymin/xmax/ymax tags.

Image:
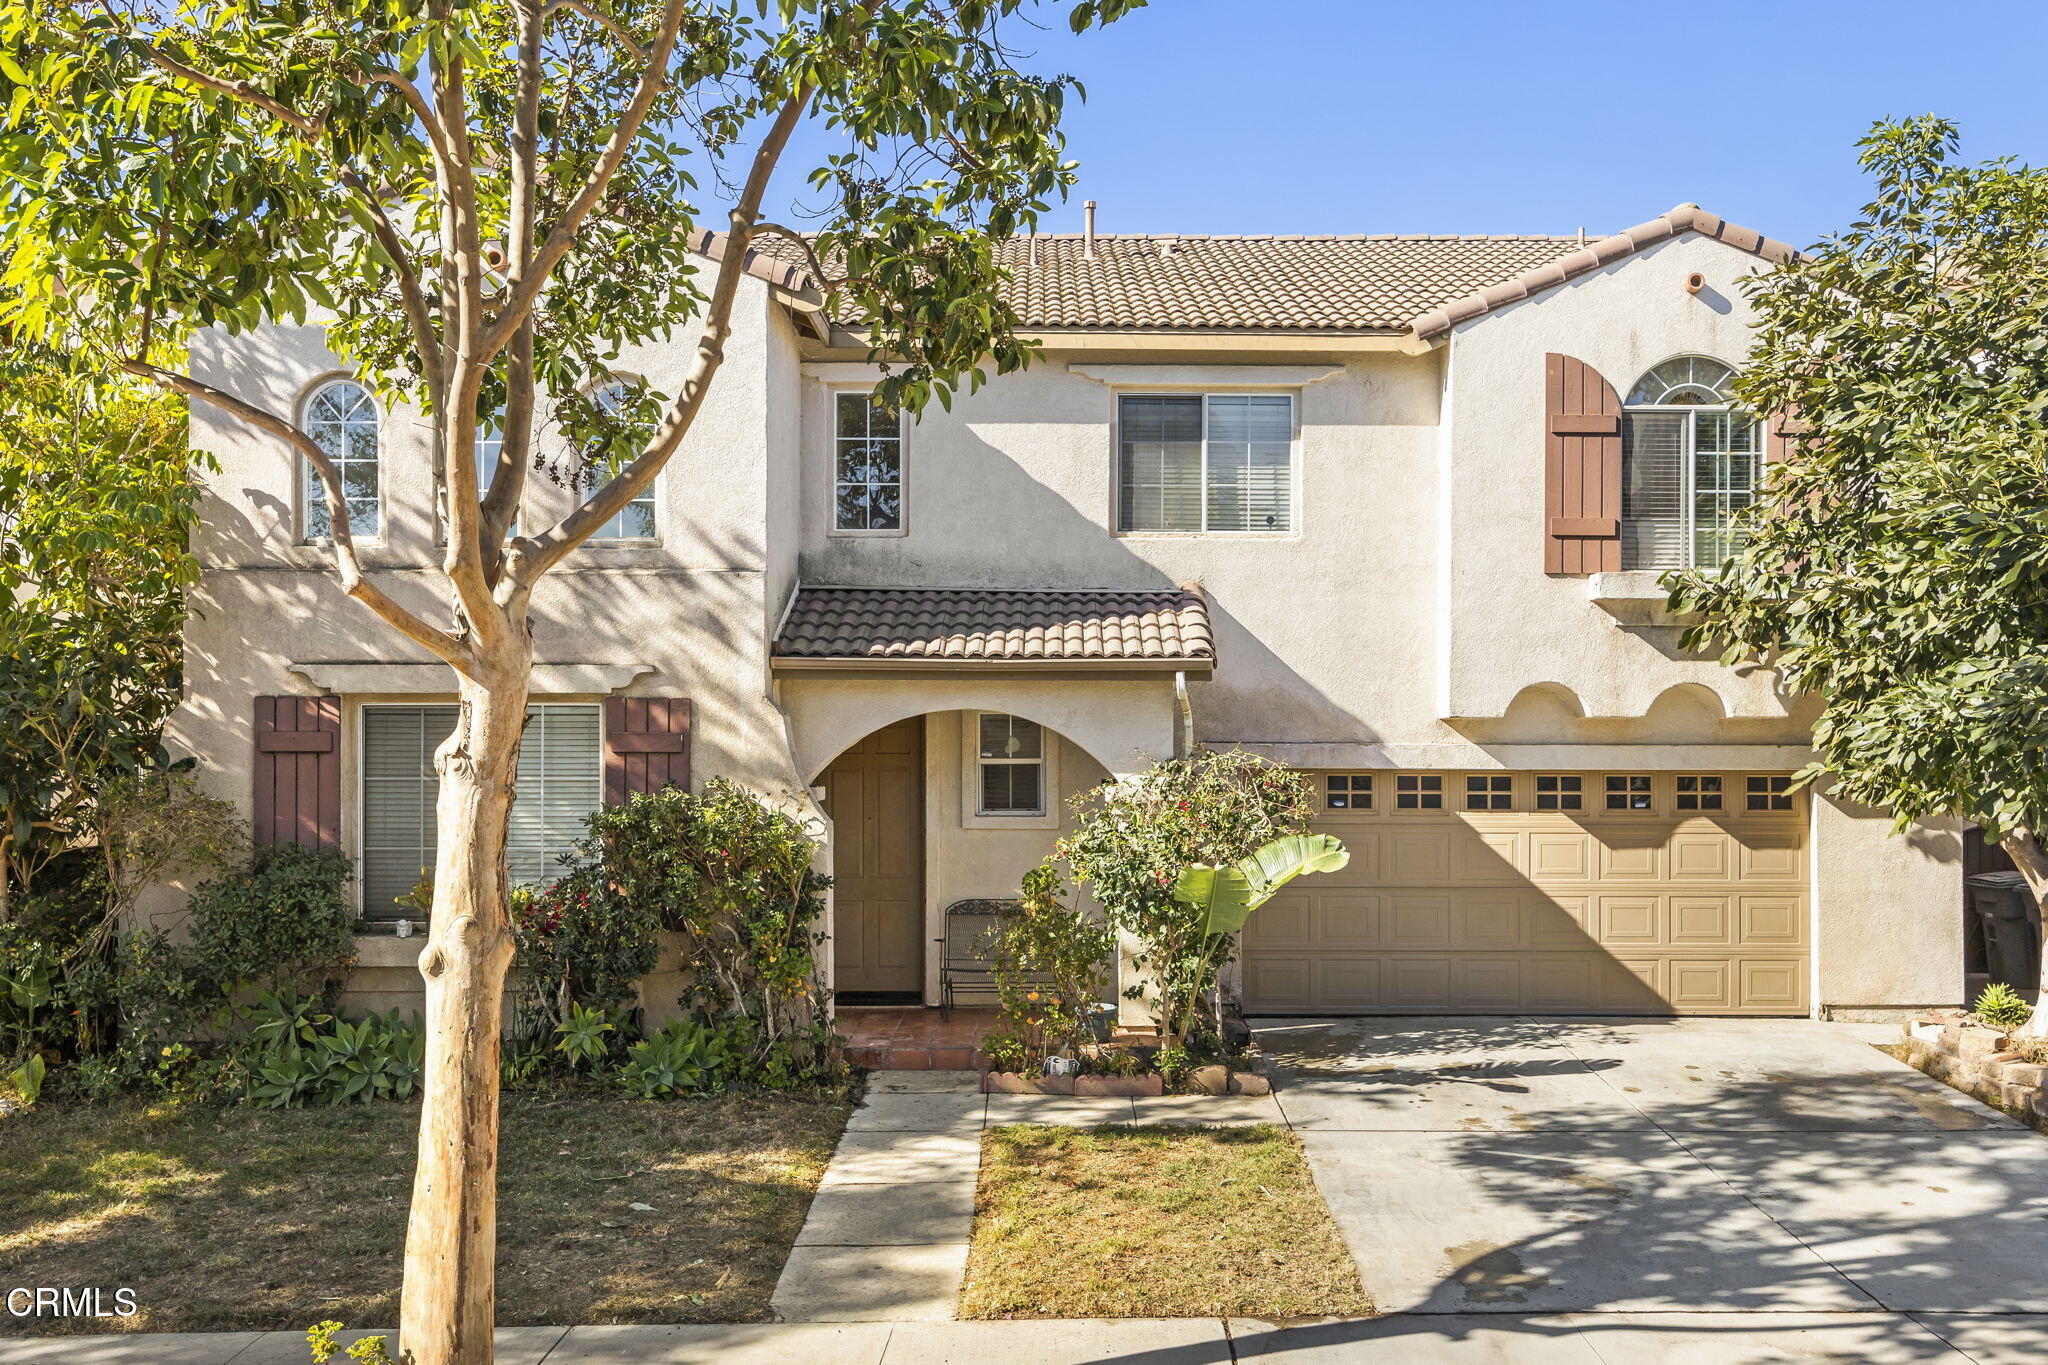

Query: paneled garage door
<box><xmin>1239</xmin><ymin>771</ymin><xmax>1809</xmax><ymax>1015</ymax></box>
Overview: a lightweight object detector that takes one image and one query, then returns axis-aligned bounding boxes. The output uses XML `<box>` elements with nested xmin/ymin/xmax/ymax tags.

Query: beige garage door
<box><xmin>1240</xmin><ymin>771</ymin><xmax>1809</xmax><ymax>1015</ymax></box>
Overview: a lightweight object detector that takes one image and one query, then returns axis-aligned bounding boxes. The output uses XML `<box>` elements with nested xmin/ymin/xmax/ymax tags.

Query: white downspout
<box><xmin>1175</xmin><ymin>670</ymin><xmax>1194</xmax><ymax>758</ymax></box>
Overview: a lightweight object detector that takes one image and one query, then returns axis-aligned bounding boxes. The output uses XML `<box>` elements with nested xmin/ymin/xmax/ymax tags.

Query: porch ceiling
<box><xmin>773</xmin><ymin>584</ymin><xmax>1215</xmax><ymax>676</ymax></box>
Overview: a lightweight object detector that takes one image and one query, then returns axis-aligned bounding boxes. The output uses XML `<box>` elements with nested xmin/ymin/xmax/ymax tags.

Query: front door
<box><xmin>823</xmin><ymin>718</ymin><xmax>925</xmax><ymax>997</ymax></box>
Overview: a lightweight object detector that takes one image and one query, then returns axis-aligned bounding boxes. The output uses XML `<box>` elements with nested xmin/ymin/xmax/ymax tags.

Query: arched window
<box><xmin>589</xmin><ymin>380</ymin><xmax>658</xmax><ymax>541</ymax></box>
<box><xmin>1621</xmin><ymin>356</ymin><xmax>1758</xmax><ymax>569</ymax></box>
<box><xmin>303</xmin><ymin>379</ymin><xmax>381</xmax><ymax>540</ymax></box>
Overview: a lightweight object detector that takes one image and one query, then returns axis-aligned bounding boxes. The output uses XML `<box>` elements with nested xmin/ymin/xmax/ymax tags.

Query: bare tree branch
<box><xmin>517</xmin><ymin>83</ymin><xmax>814</xmax><ymax>579</ymax></box>
<box><xmin>116</xmin><ymin>358</ymin><xmax>477</xmax><ymax>676</ymax></box>
<box><xmin>538</xmin><ymin>0</ymin><xmax>647</xmax><ymax>60</ymax></box>
<box><xmin>480</xmin><ymin>0</ymin><xmax>694</xmax><ymax>360</ymax></box>
<box><xmin>137</xmin><ymin>45</ymin><xmax>322</xmax><ymax>133</ymax></box>
<box><xmin>751</xmin><ymin>222</ymin><xmax>850</xmax><ymax>290</ymax></box>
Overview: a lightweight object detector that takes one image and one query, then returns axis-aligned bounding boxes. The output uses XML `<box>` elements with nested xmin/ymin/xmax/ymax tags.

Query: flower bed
<box><xmin>981</xmin><ymin>1055</ymin><xmax>1272</xmax><ymax>1097</ymax></box>
<box><xmin>1895</xmin><ymin>1008</ymin><xmax>2048</xmax><ymax>1132</ymax></box>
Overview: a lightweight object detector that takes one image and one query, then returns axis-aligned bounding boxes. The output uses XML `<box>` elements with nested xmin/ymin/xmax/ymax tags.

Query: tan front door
<box><xmin>1240</xmin><ymin>771</ymin><xmax>1809</xmax><ymax>1015</ymax></box>
<box><xmin>824</xmin><ymin>719</ymin><xmax>925</xmax><ymax>996</ymax></box>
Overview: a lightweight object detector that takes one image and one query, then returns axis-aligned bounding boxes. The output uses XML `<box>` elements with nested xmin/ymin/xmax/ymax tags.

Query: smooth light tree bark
<box><xmin>1998</xmin><ymin>827</ymin><xmax>2048</xmax><ymax>1040</ymax></box>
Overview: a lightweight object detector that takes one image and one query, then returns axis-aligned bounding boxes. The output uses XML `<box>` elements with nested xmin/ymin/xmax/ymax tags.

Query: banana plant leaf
<box><xmin>1171</xmin><ymin>833</ymin><xmax>1351</xmax><ymax>937</ymax></box>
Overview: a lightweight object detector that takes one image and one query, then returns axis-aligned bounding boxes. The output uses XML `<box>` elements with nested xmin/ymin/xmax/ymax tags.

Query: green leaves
<box><xmin>1668</xmin><ymin>115</ymin><xmax>2048</xmax><ymax>842</ymax></box>
<box><xmin>1171</xmin><ymin>834</ymin><xmax>1350</xmax><ymax>938</ymax></box>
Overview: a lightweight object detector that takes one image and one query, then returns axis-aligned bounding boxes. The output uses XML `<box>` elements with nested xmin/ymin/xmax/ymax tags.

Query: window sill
<box><xmin>1112</xmin><ymin>531</ymin><xmax>1297</xmax><ymax>541</ymax></box>
<box><xmin>828</xmin><ymin>528</ymin><xmax>908</xmax><ymax>539</ymax></box>
<box><xmin>963</xmin><ymin>809</ymin><xmax>1058</xmax><ymax>831</ymax></box>
<box><xmin>1587</xmin><ymin>571</ymin><xmax>1695</xmax><ymax>625</ymax></box>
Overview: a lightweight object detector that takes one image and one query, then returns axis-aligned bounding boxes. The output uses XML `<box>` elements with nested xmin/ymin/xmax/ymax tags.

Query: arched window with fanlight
<box><xmin>302</xmin><ymin>379</ymin><xmax>381</xmax><ymax>540</ymax></box>
<box><xmin>1620</xmin><ymin>356</ymin><xmax>1758</xmax><ymax>570</ymax></box>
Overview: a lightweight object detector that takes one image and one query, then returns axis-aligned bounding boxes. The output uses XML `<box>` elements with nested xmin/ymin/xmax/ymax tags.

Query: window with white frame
<box><xmin>834</xmin><ymin>391</ymin><xmax>903</xmax><ymax>531</ymax></box>
<box><xmin>1621</xmin><ymin>356</ymin><xmax>1759</xmax><ymax>570</ymax></box>
<box><xmin>1117</xmin><ymin>393</ymin><xmax>1293</xmax><ymax>533</ymax></box>
<box><xmin>303</xmin><ymin>379</ymin><xmax>380</xmax><ymax>540</ymax></box>
<box><xmin>589</xmin><ymin>381</ymin><xmax>658</xmax><ymax>540</ymax></box>
<box><xmin>976</xmin><ymin>713</ymin><xmax>1045</xmax><ymax>816</ymax></box>
<box><xmin>473</xmin><ymin>407</ymin><xmax>517</xmax><ymax>535</ymax></box>
<box><xmin>359</xmin><ymin>704</ymin><xmax>602</xmax><ymax>919</ymax></box>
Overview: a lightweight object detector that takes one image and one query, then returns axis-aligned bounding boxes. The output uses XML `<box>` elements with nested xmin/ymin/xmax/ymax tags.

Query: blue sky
<box><xmin>774</xmin><ymin>0</ymin><xmax>2048</xmax><ymax>247</ymax></box>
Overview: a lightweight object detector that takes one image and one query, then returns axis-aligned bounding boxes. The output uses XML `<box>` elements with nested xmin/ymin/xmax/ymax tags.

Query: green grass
<box><xmin>959</xmin><ymin>1123</ymin><xmax>1371</xmax><ymax>1320</ymax></box>
<box><xmin>0</xmin><ymin>1090</ymin><xmax>849</xmax><ymax>1335</ymax></box>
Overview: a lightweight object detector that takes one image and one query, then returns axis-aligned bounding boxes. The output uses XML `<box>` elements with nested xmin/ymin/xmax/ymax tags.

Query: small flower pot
<box><xmin>981</xmin><ymin>1071</ymin><xmax>1076</xmax><ymax>1095</ymax></box>
<box><xmin>1075</xmin><ymin>1073</ymin><xmax>1164</xmax><ymax>1098</ymax></box>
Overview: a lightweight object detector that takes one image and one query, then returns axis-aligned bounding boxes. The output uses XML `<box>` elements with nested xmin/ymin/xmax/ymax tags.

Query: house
<box><xmin>166</xmin><ymin>203</ymin><xmax>1961</xmax><ymax>1025</ymax></box>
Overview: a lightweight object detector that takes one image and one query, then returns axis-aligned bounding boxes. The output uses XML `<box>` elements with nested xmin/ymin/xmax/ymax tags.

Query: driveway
<box><xmin>1253</xmin><ymin>1015</ymin><xmax>2048</xmax><ymax>1361</ymax></box>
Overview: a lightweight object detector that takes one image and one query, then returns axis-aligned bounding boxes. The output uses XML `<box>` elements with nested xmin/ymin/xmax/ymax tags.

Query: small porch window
<box><xmin>975</xmin><ymin>713</ymin><xmax>1045</xmax><ymax>816</ymax></box>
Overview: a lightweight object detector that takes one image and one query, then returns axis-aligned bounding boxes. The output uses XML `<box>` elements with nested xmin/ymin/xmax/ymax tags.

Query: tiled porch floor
<box><xmin>839</xmin><ymin>1006</ymin><xmax>998</xmax><ymax>1071</ymax></box>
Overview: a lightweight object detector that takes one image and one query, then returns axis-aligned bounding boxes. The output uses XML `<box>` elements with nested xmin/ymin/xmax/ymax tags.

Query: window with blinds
<box><xmin>1118</xmin><ymin>393</ymin><xmax>1293</xmax><ymax>533</ymax></box>
<box><xmin>1620</xmin><ymin>357</ymin><xmax>1758</xmax><ymax>570</ymax></box>
<box><xmin>359</xmin><ymin>704</ymin><xmax>603</xmax><ymax>919</ymax></box>
<box><xmin>976</xmin><ymin>713</ymin><xmax>1045</xmax><ymax>816</ymax></box>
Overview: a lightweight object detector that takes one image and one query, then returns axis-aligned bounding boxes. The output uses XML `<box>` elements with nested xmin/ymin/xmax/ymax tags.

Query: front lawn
<box><xmin>958</xmin><ymin>1123</ymin><xmax>1370</xmax><ymax>1319</ymax></box>
<box><xmin>0</xmin><ymin>1090</ymin><xmax>849</xmax><ymax>1335</ymax></box>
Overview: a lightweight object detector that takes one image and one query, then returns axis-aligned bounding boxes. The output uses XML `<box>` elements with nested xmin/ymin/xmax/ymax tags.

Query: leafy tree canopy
<box><xmin>0</xmin><ymin>346</ymin><xmax>203</xmax><ymax>908</ymax></box>
<box><xmin>1671</xmin><ymin>115</ymin><xmax>2048</xmax><ymax>849</ymax></box>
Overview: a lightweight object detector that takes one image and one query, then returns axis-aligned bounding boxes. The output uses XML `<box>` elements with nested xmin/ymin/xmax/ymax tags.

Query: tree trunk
<box><xmin>1997</xmin><ymin>827</ymin><xmax>2048</xmax><ymax>1040</ymax></box>
<box><xmin>399</xmin><ymin>660</ymin><xmax>530</xmax><ymax>1365</ymax></box>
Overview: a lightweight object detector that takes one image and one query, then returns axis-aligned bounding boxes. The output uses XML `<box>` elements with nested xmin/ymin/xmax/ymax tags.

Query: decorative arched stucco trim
<box><xmin>1501</xmin><ymin>681</ymin><xmax>1588</xmax><ymax>721</ymax></box>
<box><xmin>1643</xmin><ymin>681</ymin><xmax>1731</xmax><ymax>722</ymax></box>
<box><xmin>1410</xmin><ymin>204</ymin><xmax>1802</xmax><ymax>341</ymax></box>
<box><xmin>781</xmin><ymin>677</ymin><xmax>1178</xmax><ymax>782</ymax></box>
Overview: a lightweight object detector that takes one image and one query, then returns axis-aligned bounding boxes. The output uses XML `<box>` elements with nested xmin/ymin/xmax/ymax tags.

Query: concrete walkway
<box><xmin>1257</xmin><ymin>1013</ymin><xmax>2048</xmax><ymax>1338</ymax></box>
<box><xmin>768</xmin><ymin>1069</ymin><xmax>1287</xmax><ymax>1322</ymax></box>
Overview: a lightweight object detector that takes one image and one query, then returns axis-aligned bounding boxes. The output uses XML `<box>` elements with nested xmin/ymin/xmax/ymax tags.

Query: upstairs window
<box><xmin>588</xmin><ymin>381</ymin><xmax>658</xmax><ymax>541</ymax></box>
<box><xmin>1621</xmin><ymin>356</ymin><xmax>1758</xmax><ymax>570</ymax></box>
<box><xmin>976</xmin><ymin>714</ymin><xmax>1045</xmax><ymax>816</ymax></box>
<box><xmin>835</xmin><ymin>391</ymin><xmax>903</xmax><ymax>532</ymax></box>
<box><xmin>1118</xmin><ymin>393</ymin><xmax>1294</xmax><ymax>534</ymax></box>
<box><xmin>303</xmin><ymin>379</ymin><xmax>380</xmax><ymax>540</ymax></box>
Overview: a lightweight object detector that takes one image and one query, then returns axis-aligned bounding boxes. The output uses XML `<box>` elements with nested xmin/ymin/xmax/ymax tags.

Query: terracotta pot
<box><xmin>1075</xmin><ymin>1073</ymin><xmax>1164</xmax><ymax>1097</ymax></box>
<box><xmin>981</xmin><ymin>1071</ymin><xmax>1076</xmax><ymax>1095</ymax></box>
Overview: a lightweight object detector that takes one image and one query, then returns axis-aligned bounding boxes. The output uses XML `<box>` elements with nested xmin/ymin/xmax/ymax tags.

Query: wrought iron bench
<box><xmin>936</xmin><ymin>898</ymin><xmax>1022</xmax><ymax>1020</ymax></box>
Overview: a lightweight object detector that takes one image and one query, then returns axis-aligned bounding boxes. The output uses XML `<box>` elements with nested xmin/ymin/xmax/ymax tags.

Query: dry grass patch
<box><xmin>0</xmin><ymin>1090</ymin><xmax>848</xmax><ymax>1335</ymax></box>
<box><xmin>959</xmin><ymin>1123</ymin><xmax>1370</xmax><ymax>1319</ymax></box>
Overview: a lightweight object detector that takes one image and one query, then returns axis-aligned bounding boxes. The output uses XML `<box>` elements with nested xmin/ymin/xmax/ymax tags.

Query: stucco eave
<box><xmin>289</xmin><ymin>662</ymin><xmax>655</xmax><ymax>695</ymax></box>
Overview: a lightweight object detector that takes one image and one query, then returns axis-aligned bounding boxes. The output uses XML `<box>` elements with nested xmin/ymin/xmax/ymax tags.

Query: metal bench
<box><xmin>936</xmin><ymin>898</ymin><xmax>1023</xmax><ymax>1020</ymax></box>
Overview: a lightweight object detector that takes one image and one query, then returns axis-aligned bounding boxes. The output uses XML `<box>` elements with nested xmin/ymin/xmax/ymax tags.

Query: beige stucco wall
<box><xmin>1811</xmin><ymin>792</ymin><xmax>1964</xmax><ymax>1018</ymax></box>
<box><xmin>163</xmin><ymin>276</ymin><xmax>809</xmax><ymax>932</ymax></box>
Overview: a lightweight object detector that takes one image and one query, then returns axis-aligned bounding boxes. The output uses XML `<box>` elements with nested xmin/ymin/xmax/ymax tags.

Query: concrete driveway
<box><xmin>1253</xmin><ymin>1015</ymin><xmax>2048</xmax><ymax>1360</ymax></box>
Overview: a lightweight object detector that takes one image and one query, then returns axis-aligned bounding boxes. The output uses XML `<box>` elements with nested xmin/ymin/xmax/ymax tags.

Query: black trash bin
<box><xmin>1966</xmin><ymin>872</ymin><xmax>2042</xmax><ymax>991</ymax></box>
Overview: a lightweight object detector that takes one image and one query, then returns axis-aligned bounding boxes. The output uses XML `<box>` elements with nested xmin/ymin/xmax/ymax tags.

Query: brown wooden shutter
<box><xmin>253</xmin><ymin>696</ymin><xmax>342</xmax><ymax>850</ymax></box>
<box><xmin>1544</xmin><ymin>353</ymin><xmax>1624</xmax><ymax>573</ymax></box>
<box><xmin>1765</xmin><ymin>406</ymin><xmax>1808</xmax><ymax>464</ymax></box>
<box><xmin>603</xmin><ymin>697</ymin><xmax>693</xmax><ymax>805</ymax></box>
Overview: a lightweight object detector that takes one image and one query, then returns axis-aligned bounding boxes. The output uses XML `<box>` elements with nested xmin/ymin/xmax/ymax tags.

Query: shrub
<box><xmin>1053</xmin><ymin>749</ymin><xmax>1313</xmax><ymax>1051</ymax></box>
<box><xmin>984</xmin><ymin>865</ymin><xmax>1115</xmax><ymax>1071</ymax></box>
<box><xmin>183</xmin><ymin>844</ymin><xmax>358</xmax><ymax>998</ymax></box>
<box><xmin>1974</xmin><ymin>981</ymin><xmax>2033</xmax><ymax>1031</ymax></box>
<box><xmin>580</xmin><ymin>779</ymin><xmax>841</xmax><ymax>1085</ymax></box>
<box><xmin>508</xmin><ymin>866</ymin><xmax>661</xmax><ymax>1039</ymax></box>
<box><xmin>242</xmin><ymin>991</ymin><xmax>423</xmax><ymax>1108</ymax></box>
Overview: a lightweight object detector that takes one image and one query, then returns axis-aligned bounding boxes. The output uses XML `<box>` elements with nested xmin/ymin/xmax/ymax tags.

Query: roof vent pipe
<box><xmin>1083</xmin><ymin>200</ymin><xmax>1097</xmax><ymax>260</ymax></box>
<box><xmin>1028</xmin><ymin>231</ymin><xmax>1038</xmax><ymax>268</ymax></box>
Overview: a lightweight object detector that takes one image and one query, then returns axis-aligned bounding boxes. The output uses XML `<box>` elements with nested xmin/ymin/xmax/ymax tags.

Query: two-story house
<box><xmin>168</xmin><ymin>204</ymin><xmax>1962</xmax><ymax>1024</ymax></box>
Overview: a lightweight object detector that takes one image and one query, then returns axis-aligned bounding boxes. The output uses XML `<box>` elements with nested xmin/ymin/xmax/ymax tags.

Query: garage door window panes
<box><xmin>1605</xmin><ymin>775</ymin><xmax>1653</xmax><ymax>811</ymax></box>
<box><xmin>1746</xmin><ymin>775</ymin><xmax>1795</xmax><ymax>811</ymax></box>
<box><xmin>1676</xmin><ymin>775</ymin><xmax>1723</xmax><ymax>811</ymax></box>
<box><xmin>1535</xmin><ymin>775</ymin><xmax>1582</xmax><ymax>811</ymax></box>
<box><xmin>1465</xmin><ymin>775</ymin><xmax>1513</xmax><ymax>811</ymax></box>
<box><xmin>361</xmin><ymin>703</ymin><xmax>602</xmax><ymax>919</ymax></box>
<box><xmin>1326</xmin><ymin>774</ymin><xmax>1374</xmax><ymax>810</ymax></box>
<box><xmin>1395</xmin><ymin>775</ymin><xmax>1442</xmax><ymax>810</ymax></box>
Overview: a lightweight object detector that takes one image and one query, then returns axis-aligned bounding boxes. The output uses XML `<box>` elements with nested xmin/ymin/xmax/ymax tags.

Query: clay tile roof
<box><xmin>747</xmin><ymin>231</ymin><xmax>1586</xmax><ymax>333</ymax></box>
<box><xmin>737</xmin><ymin>203</ymin><xmax>1796</xmax><ymax>337</ymax></box>
<box><xmin>1408</xmin><ymin>204</ymin><xmax>1802</xmax><ymax>339</ymax></box>
<box><xmin>774</xmin><ymin>584</ymin><xmax>1214</xmax><ymax>665</ymax></box>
